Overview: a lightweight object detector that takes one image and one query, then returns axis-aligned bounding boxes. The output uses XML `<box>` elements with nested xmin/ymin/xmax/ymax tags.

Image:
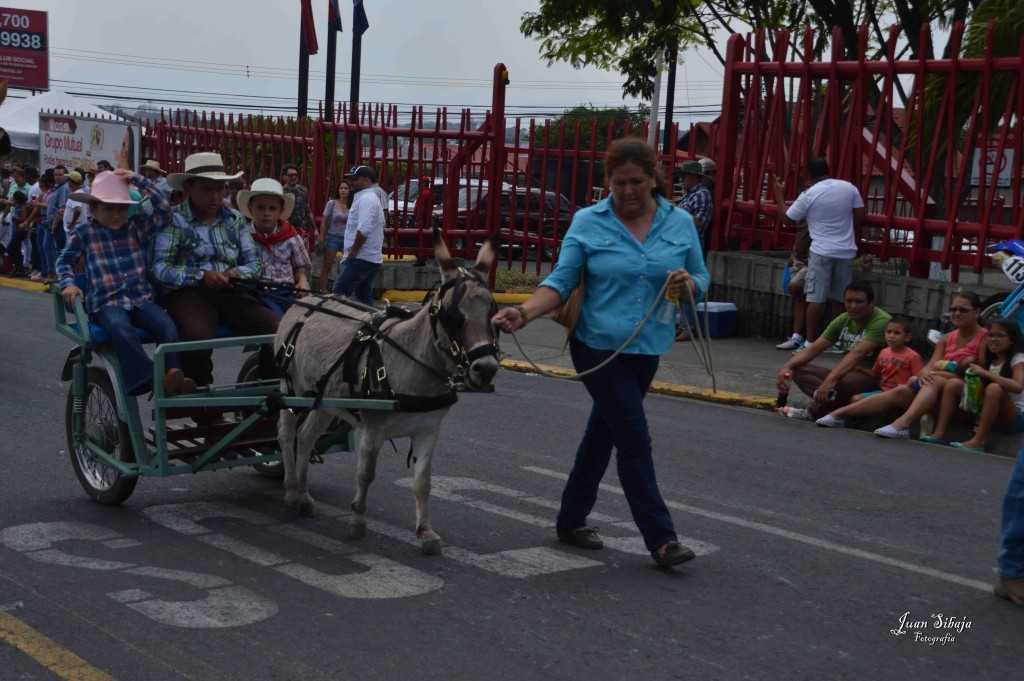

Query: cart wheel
<box><xmin>66</xmin><ymin>367</ymin><xmax>139</xmax><ymax>505</ymax></box>
<box><xmin>980</xmin><ymin>293</ymin><xmax>1007</xmax><ymax>323</ymax></box>
<box><xmin>236</xmin><ymin>353</ymin><xmax>285</xmax><ymax>479</ymax></box>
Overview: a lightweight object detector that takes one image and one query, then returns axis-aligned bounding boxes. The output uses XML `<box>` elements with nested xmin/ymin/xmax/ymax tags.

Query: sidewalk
<box><xmin>495</xmin><ymin>311</ymin><xmax>841</xmax><ymax>410</ymax></box>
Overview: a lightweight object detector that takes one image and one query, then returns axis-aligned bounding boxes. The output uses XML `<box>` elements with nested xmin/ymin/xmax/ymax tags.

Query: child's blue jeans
<box><xmin>92</xmin><ymin>303</ymin><xmax>182</xmax><ymax>395</ymax></box>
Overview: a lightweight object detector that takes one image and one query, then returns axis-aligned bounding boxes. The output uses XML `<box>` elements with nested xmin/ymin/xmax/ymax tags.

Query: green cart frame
<box><xmin>54</xmin><ymin>288</ymin><xmax>400</xmax><ymax>505</ymax></box>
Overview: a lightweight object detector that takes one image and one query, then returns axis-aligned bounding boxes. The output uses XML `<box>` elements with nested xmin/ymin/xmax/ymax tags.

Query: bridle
<box><xmin>426</xmin><ymin>267</ymin><xmax>501</xmax><ymax>381</ymax></box>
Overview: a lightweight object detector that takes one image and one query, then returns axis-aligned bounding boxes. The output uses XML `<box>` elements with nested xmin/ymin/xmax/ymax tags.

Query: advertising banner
<box><xmin>0</xmin><ymin>7</ymin><xmax>47</xmax><ymax>90</ymax></box>
<box><xmin>39</xmin><ymin>113</ymin><xmax>141</xmax><ymax>172</ymax></box>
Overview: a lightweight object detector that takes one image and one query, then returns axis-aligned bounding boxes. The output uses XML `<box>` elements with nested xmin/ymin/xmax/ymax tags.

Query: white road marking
<box><xmin>525</xmin><ymin>466</ymin><xmax>992</xmax><ymax>592</ymax></box>
<box><xmin>145</xmin><ymin>502</ymin><xmax>443</xmax><ymax>599</ymax></box>
<box><xmin>0</xmin><ymin>521</ymin><xmax>278</xmax><ymax>628</ymax></box>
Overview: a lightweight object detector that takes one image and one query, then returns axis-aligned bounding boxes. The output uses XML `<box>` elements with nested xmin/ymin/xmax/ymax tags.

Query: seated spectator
<box><xmin>56</xmin><ymin>170</ymin><xmax>194</xmax><ymax>396</ymax></box>
<box><xmin>776</xmin><ymin>281</ymin><xmax>890</xmax><ymax>420</ymax></box>
<box><xmin>238</xmin><ymin>178</ymin><xmax>312</xmax><ymax>314</ymax></box>
<box><xmin>869</xmin><ymin>292</ymin><xmax>987</xmax><ymax>439</ymax></box>
<box><xmin>148</xmin><ymin>152</ymin><xmax>278</xmax><ymax>391</ymax></box>
<box><xmin>814</xmin><ymin>316</ymin><xmax>923</xmax><ymax>426</ymax></box>
<box><xmin>926</xmin><ymin>318</ymin><xmax>1024</xmax><ymax>451</ymax></box>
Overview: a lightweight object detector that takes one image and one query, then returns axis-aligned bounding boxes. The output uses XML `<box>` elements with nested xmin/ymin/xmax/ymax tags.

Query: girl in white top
<box><xmin>932</xmin><ymin>318</ymin><xmax>1024</xmax><ymax>452</ymax></box>
<box><xmin>317</xmin><ymin>179</ymin><xmax>352</xmax><ymax>293</ymax></box>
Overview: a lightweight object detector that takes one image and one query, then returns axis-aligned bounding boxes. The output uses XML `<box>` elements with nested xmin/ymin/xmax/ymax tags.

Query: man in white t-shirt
<box><xmin>331</xmin><ymin>165</ymin><xmax>385</xmax><ymax>305</ymax></box>
<box><xmin>773</xmin><ymin>158</ymin><xmax>865</xmax><ymax>347</ymax></box>
<box><xmin>62</xmin><ymin>171</ymin><xmax>90</xmax><ymax>233</ymax></box>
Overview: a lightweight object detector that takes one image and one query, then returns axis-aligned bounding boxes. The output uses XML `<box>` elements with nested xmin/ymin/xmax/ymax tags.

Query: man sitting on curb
<box><xmin>776</xmin><ymin>281</ymin><xmax>891</xmax><ymax>420</ymax></box>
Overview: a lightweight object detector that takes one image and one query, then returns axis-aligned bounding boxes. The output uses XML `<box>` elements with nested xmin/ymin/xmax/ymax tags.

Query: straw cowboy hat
<box><xmin>167</xmin><ymin>152</ymin><xmax>244</xmax><ymax>190</ymax></box>
<box><xmin>237</xmin><ymin>178</ymin><xmax>295</xmax><ymax>220</ymax></box>
<box><xmin>69</xmin><ymin>171</ymin><xmax>142</xmax><ymax>205</ymax></box>
<box><xmin>140</xmin><ymin>159</ymin><xmax>167</xmax><ymax>175</ymax></box>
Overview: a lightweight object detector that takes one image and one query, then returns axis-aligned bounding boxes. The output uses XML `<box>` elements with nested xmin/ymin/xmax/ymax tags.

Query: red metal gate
<box><xmin>715</xmin><ymin>22</ymin><xmax>1024</xmax><ymax>279</ymax></box>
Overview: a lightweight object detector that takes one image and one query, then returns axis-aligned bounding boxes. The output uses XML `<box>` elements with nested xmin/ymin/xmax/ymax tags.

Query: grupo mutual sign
<box><xmin>39</xmin><ymin>113</ymin><xmax>141</xmax><ymax>172</ymax></box>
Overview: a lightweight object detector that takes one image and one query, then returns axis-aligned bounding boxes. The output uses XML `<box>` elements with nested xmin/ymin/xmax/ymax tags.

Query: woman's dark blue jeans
<box><xmin>999</xmin><ymin>440</ymin><xmax>1024</xmax><ymax>579</ymax></box>
<box><xmin>557</xmin><ymin>338</ymin><xmax>677</xmax><ymax>552</ymax></box>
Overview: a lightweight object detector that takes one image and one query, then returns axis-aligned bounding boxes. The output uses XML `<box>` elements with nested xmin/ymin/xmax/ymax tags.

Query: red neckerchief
<box><xmin>251</xmin><ymin>219</ymin><xmax>299</xmax><ymax>249</ymax></box>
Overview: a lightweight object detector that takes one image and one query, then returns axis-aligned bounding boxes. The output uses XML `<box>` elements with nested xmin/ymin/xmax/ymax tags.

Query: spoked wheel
<box><xmin>980</xmin><ymin>293</ymin><xmax>1008</xmax><ymax>323</ymax></box>
<box><xmin>236</xmin><ymin>353</ymin><xmax>284</xmax><ymax>479</ymax></box>
<box><xmin>66</xmin><ymin>367</ymin><xmax>138</xmax><ymax>505</ymax></box>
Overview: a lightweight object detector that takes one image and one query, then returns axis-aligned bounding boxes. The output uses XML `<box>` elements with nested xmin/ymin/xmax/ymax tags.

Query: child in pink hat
<box><xmin>56</xmin><ymin>170</ymin><xmax>195</xmax><ymax>396</ymax></box>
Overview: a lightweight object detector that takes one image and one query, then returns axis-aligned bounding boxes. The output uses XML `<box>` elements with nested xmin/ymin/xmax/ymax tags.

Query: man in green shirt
<box><xmin>777</xmin><ymin>281</ymin><xmax>891</xmax><ymax>419</ymax></box>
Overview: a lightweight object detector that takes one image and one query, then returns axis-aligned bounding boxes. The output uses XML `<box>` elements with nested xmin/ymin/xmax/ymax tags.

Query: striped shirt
<box><xmin>147</xmin><ymin>200</ymin><xmax>263</xmax><ymax>290</ymax></box>
<box><xmin>56</xmin><ymin>176</ymin><xmax>173</xmax><ymax>313</ymax></box>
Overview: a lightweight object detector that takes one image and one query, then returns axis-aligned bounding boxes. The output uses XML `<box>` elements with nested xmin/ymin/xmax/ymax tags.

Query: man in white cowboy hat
<box><xmin>238</xmin><ymin>177</ymin><xmax>312</xmax><ymax>314</ymax></box>
<box><xmin>140</xmin><ymin>159</ymin><xmax>172</xmax><ymax>198</ymax></box>
<box><xmin>331</xmin><ymin>165</ymin><xmax>385</xmax><ymax>305</ymax></box>
<box><xmin>56</xmin><ymin>169</ymin><xmax>195</xmax><ymax>396</ymax></box>
<box><xmin>148</xmin><ymin>151</ymin><xmax>279</xmax><ymax>389</ymax></box>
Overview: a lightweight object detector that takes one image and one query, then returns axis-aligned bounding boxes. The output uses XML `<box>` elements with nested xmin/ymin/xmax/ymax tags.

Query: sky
<box><xmin>2</xmin><ymin>0</ymin><xmax>729</xmax><ymax>127</ymax></box>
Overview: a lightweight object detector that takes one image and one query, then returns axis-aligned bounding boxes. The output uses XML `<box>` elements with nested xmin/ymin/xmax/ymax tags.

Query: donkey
<box><xmin>274</xmin><ymin>232</ymin><xmax>500</xmax><ymax>554</ymax></box>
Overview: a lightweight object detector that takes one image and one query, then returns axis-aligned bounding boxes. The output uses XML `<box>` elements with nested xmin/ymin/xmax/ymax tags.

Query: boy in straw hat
<box><xmin>238</xmin><ymin>178</ymin><xmax>312</xmax><ymax>313</ymax></box>
<box><xmin>148</xmin><ymin>151</ymin><xmax>278</xmax><ymax>389</ymax></box>
<box><xmin>57</xmin><ymin>170</ymin><xmax>195</xmax><ymax>396</ymax></box>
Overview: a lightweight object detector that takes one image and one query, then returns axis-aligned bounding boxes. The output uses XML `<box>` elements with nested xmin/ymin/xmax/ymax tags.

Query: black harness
<box><xmin>270</xmin><ymin>269</ymin><xmax>499</xmax><ymax>413</ymax></box>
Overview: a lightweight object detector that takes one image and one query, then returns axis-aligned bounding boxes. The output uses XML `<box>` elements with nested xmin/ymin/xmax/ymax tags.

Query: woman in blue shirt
<box><xmin>493</xmin><ymin>138</ymin><xmax>710</xmax><ymax>567</ymax></box>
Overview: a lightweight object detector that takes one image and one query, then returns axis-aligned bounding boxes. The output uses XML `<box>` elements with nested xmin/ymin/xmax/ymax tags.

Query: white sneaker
<box><xmin>781</xmin><ymin>407</ymin><xmax>810</xmax><ymax>420</ymax></box>
<box><xmin>823</xmin><ymin>342</ymin><xmax>845</xmax><ymax>354</ymax></box>
<box><xmin>776</xmin><ymin>337</ymin><xmax>803</xmax><ymax>350</ymax></box>
<box><xmin>791</xmin><ymin>341</ymin><xmax>812</xmax><ymax>355</ymax></box>
<box><xmin>816</xmin><ymin>415</ymin><xmax>846</xmax><ymax>428</ymax></box>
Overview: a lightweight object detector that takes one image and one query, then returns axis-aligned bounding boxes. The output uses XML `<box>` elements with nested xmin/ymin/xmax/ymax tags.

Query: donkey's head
<box><xmin>429</xmin><ymin>229</ymin><xmax>500</xmax><ymax>389</ymax></box>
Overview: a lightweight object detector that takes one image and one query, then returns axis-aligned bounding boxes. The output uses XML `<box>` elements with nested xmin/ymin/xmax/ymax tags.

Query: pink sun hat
<box><xmin>69</xmin><ymin>171</ymin><xmax>142</xmax><ymax>205</ymax></box>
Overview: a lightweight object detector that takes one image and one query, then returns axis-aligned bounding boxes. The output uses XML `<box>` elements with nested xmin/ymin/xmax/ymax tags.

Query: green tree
<box><xmin>521</xmin><ymin>0</ymin><xmax>981</xmax><ymax>99</ymax></box>
<box><xmin>529</xmin><ymin>104</ymin><xmax>651</xmax><ymax>150</ymax></box>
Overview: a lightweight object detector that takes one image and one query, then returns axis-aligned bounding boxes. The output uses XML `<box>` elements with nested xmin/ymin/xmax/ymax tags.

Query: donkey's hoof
<box><xmin>348</xmin><ymin>521</ymin><xmax>366</xmax><ymax>539</ymax></box>
<box><xmin>421</xmin><ymin>538</ymin><xmax>442</xmax><ymax>556</ymax></box>
<box><xmin>297</xmin><ymin>502</ymin><xmax>316</xmax><ymax>518</ymax></box>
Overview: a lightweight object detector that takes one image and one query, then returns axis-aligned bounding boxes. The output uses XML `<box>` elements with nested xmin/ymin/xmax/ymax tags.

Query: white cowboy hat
<box><xmin>68</xmin><ymin>171</ymin><xmax>142</xmax><ymax>205</ymax></box>
<box><xmin>140</xmin><ymin>159</ymin><xmax>167</xmax><ymax>175</ymax></box>
<box><xmin>167</xmin><ymin>152</ymin><xmax>244</xmax><ymax>190</ymax></box>
<box><xmin>237</xmin><ymin>178</ymin><xmax>295</xmax><ymax>220</ymax></box>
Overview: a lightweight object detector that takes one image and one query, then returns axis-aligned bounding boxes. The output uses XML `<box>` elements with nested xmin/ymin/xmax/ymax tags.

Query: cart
<box><xmin>54</xmin><ymin>284</ymin><xmax>400</xmax><ymax>505</ymax></box>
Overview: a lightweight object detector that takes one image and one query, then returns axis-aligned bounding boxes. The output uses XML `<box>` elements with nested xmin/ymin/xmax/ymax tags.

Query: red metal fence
<box><xmin>141</xmin><ymin>23</ymin><xmax>1021</xmax><ymax>280</ymax></box>
<box><xmin>141</xmin><ymin>64</ymin><xmax>710</xmax><ymax>275</ymax></box>
<box><xmin>716</xmin><ymin>22</ymin><xmax>1024</xmax><ymax>279</ymax></box>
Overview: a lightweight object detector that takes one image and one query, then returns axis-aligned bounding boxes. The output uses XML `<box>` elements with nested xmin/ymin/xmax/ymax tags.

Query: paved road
<box><xmin>1</xmin><ymin>286</ymin><xmax>1022</xmax><ymax>680</ymax></box>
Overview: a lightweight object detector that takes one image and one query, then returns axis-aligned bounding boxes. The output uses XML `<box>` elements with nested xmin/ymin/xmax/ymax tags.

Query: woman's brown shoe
<box><xmin>651</xmin><ymin>541</ymin><xmax>696</xmax><ymax>567</ymax></box>
<box><xmin>556</xmin><ymin>526</ymin><xmax>603</xmax><ymax>550</ymax></box>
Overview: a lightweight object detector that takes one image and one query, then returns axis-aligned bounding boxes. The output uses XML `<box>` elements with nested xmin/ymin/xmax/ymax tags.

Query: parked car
<box><xmin>453</xmin><ymin>186</ymin><xmax>575</xmax><ymax>261</ymax></box>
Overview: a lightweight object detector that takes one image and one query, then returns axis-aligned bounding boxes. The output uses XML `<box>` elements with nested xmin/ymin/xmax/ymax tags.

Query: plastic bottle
<box><xmin>780</xmin><ymin>406</ymin><xmax>808</xmax><ymax>420</ymax></box>
<box><xmin>657</xmin><ymin>290</ymin><xmax>680</xmax><ymax>325</ymax></box>
<box><xmin>775</xmin><ymin>372</ymin><xmax>791</xmax><ymax>411</ymax></box>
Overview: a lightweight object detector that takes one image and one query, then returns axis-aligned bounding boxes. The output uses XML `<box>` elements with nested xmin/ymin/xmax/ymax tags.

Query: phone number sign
<box><xmin>0</xmin><ymin>7</ymin><xmax>47</xmax><ymax>90</ymax></box>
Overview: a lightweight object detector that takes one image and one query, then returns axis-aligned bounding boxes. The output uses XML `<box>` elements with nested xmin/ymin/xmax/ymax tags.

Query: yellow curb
<box><xmin>500</xmin><ymin>359</ymin><xmax>776</xmax><ymax>410</ymax></box>
<box><xmin>380</xmin><ymin>290</ymin><xmax>532</xmax><ymax>304</ymax></box>
<box><xmin>0</xmin><ymin>277</ymin><xmax>49</xmax><ymax>293</ymax></box>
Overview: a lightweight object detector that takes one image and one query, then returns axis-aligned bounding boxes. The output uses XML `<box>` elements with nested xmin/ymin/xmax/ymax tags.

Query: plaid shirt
<box><xmin>148</xmin><ymin>200</ymin><xmax>263</xmax><ymax>290</ymax></box>
<box><xmin>678</xmin><ymin>183</ymin><xmax>713</xmax><ymax>230</ymax></box>
<box><xmin>56</xmin><ymin>176</ymin><xmax>173</xmax><ymax>313</ymax></box>
<box><xmin>250</xmin><ymin>222</ymin><xmax>313</xmax><ymax>285</ymax></box>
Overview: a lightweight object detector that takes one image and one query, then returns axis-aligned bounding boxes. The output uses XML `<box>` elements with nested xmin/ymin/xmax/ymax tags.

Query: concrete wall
<box><xmin>705</xmin><ymin>251</ymin><xmax>1010</xmax><ymax>348</ymax></box>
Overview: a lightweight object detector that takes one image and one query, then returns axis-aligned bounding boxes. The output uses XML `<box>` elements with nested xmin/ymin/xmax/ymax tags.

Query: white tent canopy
<box><xmin>0</xmin><ymin>90</ymin><xmax>125</xmax><ymax>150</ymax></box>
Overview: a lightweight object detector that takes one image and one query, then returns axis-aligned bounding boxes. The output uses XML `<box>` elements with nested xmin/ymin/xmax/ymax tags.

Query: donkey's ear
<box><xmin>474</xmin><ymin>232</ymin><xmax>498</xmax><ymax>275</ymax></box>
<box><xmin>433</xmin><ymin>226</ymin><xmax>458</xmax><ymax>279</ymax></box>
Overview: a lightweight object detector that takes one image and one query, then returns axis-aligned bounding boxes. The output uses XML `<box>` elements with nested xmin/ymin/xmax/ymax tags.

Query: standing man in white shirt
<box><xmin>773</xmin><ymin>158</ymin><xmax>866</xmax><ymax>350</ymax></box>
<box><xmin>62</xmin><ymin>171</ymin><xmax>90</xmax><ymax>234</ymax></box>
<box><xmin>331</xmin><ymin>165</ymin><xmax>385</xmax><ymax>305</ymax></box>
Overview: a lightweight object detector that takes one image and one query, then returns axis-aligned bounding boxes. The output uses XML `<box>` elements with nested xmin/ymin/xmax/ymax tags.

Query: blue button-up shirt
<box><xmin>46</xmin><ymin>181</ymin><xmax>70</xmax><ymax>225</ymax></box>
<box><xmin>540</xmin><ymin>195</ymin><xmax>710</xmax><ymax>355</ymax></box>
